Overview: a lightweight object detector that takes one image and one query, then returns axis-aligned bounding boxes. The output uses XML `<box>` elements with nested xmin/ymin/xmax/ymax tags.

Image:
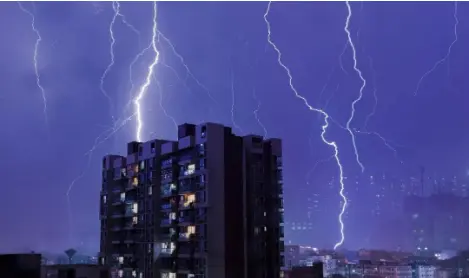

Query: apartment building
<box><xmin>99</xmin><ymin>123</ymin><xmax>284</xmax><ymax>278</ymax></box>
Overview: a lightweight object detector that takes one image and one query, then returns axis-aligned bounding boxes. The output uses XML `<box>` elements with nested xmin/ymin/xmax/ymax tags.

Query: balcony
<box><xmin>178</xmin><ymin>215</ymin><xmax>194</xmax><ymax>225</ymax></box>
<box><xmin>161</xmin><ymin>183</ymin><xmax>177</xmax><ymax>197</ymax></box>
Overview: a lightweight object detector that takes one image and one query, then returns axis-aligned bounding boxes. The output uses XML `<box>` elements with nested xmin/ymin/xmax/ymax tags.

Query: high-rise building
<box><xmin>99</xmin><ymin>123</ymin><xmax>285</xmax><ymax>278</ymax></box>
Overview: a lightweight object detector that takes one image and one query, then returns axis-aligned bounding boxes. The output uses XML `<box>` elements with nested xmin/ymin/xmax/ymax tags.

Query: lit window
<box><xmin>118</xmin><ymin>256</ymin><xmax>124</xmax><ymax>264</ymax></box>
<box><xmin>120</xmin><ymin>193</ymin><xmax>126</xmax><ymax>202</ymax></box>
<box><xmin>132</xmin><ymin>177</ymin><xmax>138</xmax><ymax>186</ymax></box>
<box><xmin>183</xmin><ymin>194</ymin><xmax>195</xmax><ymax>207</ymax></box>
<box><xmin>118</xmin><ymin>270</ymin><xmax>124</xmax><ymax>277</ymax></box>
<box><xmin>140</xmin><ymin>161</ymin><xmax>145</xmax><ymax>170</ymax></box>
<box><xmin>132</xmin><ymin>203</ymin><xmax>138</xmax><ymax>213</ymax></box>
<box><xmin>170</xmin><ymin>212</ymin><xmax>176</xmax><ymax>220</ymax></box>
<box><xmin>103</xmin><ymin>195</ymin><xmax>107</xmax><ymax>204</ymax></box>
<box><xmin>132</xmin><ymin>216</ymin><xmax>138</xmax><ymax>224</ymax></box>
<box><xmin>132</xmin><ymin>270</ymin><xmax>137</xmax><ymax>277</ymax></box>
<box><xmin>185</xmin><ymin>164</ymin><xmax>196</xmax><ymax>176</ymax></box>
<box><xmin>187</xmin><ymin>225</ymin><xmax>196</xmax><ymax>234</ymax></box>
<box><xmin>134</xmin><ymin>164</ymin><xmax>139</xmax><ymax>173</ymax></box>
<box><xmin>148</xmin><ymin>186</ymin><xmax>152</xmax><ymax>196</ymax></box>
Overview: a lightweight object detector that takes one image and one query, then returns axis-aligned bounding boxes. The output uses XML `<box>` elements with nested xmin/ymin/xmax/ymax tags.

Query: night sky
<box><xmin>1</xmin><ymin>1</ymin><xmax>468</xmax><ymax>254</ymax></box>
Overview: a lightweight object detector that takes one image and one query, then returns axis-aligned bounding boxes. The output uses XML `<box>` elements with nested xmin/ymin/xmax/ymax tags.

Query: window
<box><xmin>140</xmin><ymin>160</ymin><xmax>145</xmax><ymax>170</ymax></box>
<box><xmin>132</xmin><ymin>216</ymin><xmax>138</xmax><ymax>224</ymax></box>
<box><xmin>132</xmin><ymin>177</ymin><xmax>138</xmax><ymax>186</ymax></box>
<box><xmin>187</xmin><ymin>225</ymin><xmax>196</xmax><ymax>234</ymax></box>
<box><xmin>182</xmin><ymin>194</ymin><xmax>196</xmax><ymax>207</ymax></box>
<box><xmin>201</xmin><ymin>126</ymin><xmax>206</xmax><ymax>138</ymax></box>
<box><xmin>132</xmin><ymin>203</ymin><xmax>138</xmax><ymax>213</ymax></box>
<box><xmin>148</xmin><ymin>186</ymin><xmax>152</xmax><ymax>196</ymax></box>
<box><xmin>118</xmin><ymin>256</ymin><xmax>124</xmax><ymax>264</ymax></box>
<box><xmin>184</xmin><ymin>164</ymin><xmax>196</xmax><ymax>176</ymax></box>
<box><xmin>102</xmin><ymin>195</ymin><xmax>107</xmax><ymax>204</ymax></box>
<box><xmin>199</xmin><ymin>159</ymin><xmax>205</xmax><ymax>170</ymax></box>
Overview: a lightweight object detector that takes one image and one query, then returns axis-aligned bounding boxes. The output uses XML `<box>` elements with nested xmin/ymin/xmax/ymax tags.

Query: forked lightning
<box><xmin>264</xmin><ymin>1</ymin><xmax>347</xmax><ymax>250</ymax></box>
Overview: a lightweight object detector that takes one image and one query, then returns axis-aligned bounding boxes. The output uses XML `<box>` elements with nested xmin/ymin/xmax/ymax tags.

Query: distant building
<box><xmin>99</xmin><ymin>123</ymin><xmax>285</xmax><ymax>278</ymax></box>
<box><xmin>0</xmin><ymin>253</ymin><xmax>41</xmax><ymax>278</ymax></box>
<box><xmin>284</xmin><ymin>245</ymin><xmax>300</xmax><ymax>269</ymax></box>
<box><xmin>41</xmin><ymin>264</ymin><xmax>109</xmax><ymax>278</ymax></box>
<box><xmin>404</xmin><ymin>194</ymin><xmax>469</xmax><ymax>251</ymax></box>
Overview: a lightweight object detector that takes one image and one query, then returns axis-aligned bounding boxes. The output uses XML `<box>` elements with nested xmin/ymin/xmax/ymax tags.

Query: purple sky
<box><xmin>0</xmin><ymin>1</ymin><xmax>468</xmax><ymax>254</ymax></box>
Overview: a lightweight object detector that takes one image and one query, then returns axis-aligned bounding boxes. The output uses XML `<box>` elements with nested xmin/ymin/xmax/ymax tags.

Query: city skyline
<box><xmin>1</xmin><ymin>1</ymin><xmax>468</xmax><ymax>254</ymax></box>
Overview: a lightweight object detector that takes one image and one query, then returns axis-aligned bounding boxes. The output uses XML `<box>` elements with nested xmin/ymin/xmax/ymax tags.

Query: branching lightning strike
<box><xmin>413</xmin><ymin>1</ymin><xmax>458</xmax><ymax>96</ymax></box>
<box><xmin>17</xmin><ymin>2</ymin><xmax>48</xmax><ymax>126</ymax></box>
<box><xmin>134</xmin><ymin>1</ymin><xmax>159</xmax><ymax>142</ymax></box>
<box><xmin>363</xmin><ymin>56</ymin><xmax>377</xmax><ymax>130</ymax></box>
<box><xmin>344</xmin><ymin>0</ymin><xmax>366</xmax><ymax>173</ymax></box>
<box><xmin>230</xmin><ymin>70</ymin><xmax>243</xmax><ymax>134</ymax></box>
<box><xmin>157</xmin><ymin>31</ymin><xmax>217</xmax><ymax>105</ymax></box>
<box><xmin>100</xmin><ymin>1</ymin><xmax>120</xmax><ymax>123</ymax></box>
<box><xmin>155</xmin><ymin>80</ymin><xmax>178</xmax><ymax>134</ymax></box>
<box><xmin>66</xmin><ymin>112</ymin><xmax>137</xmax><ymax>242</ymax></box>
<box><xmin>252</xmin><ymin>88</ymin><xmax>268</xmax><ymax>138</ymax></box>
<box><xmin>264</xmin><ymin>1</ymin><xmax>347</xmax><ymax>250</ymax></box>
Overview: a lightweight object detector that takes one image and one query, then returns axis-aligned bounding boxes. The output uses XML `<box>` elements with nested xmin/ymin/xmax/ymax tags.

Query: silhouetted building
<box><xmin>41</xmin><ymin>264</ymin><xmax>109</xmax><ymax>278</ymax></box>
<box><xmin>0</xmin><ymin>253</ymin><xmax>41</xmax><ymax>278</ymax></box>
<box><xmin>99</xmin><ymin>123</ymin><xmax>284</xmax><ymax>278</ymax></box>
<box><xmin>285</xmin><ymin>262</ymin><xmax>324</xmax><ymax>278</ymax></box>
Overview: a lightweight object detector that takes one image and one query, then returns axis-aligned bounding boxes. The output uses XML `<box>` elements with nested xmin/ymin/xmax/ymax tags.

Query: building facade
<box><xmin>99</xmin><ymin>123</ymin><xmax>284</xmax><ymax>278</ymax></box>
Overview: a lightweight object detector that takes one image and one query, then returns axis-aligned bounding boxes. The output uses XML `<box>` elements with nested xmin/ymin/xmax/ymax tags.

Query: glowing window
<box><xmin>132</xmin><ymin>216</ymin><xmax>138</xmax><ymax>224</ymax></box>
<box><xmin>148</xmin><ymin>186</ymin><xmax>152</xmax><ymax>196</ymax></box>
<box><xmin>120</xmin><ymin>193</ymin><xmax>126</xmax><ymax>202</ymax></box>
<box><xmin>132</xmin><ymin>203</ymin><xmax>138</xmax><ymax>213</ymax></box>
<box><xmin>118</xmin><ymin>256</ymin><xmax>124</xmax><ymax>264</ymax></box>
<box><xmin>183</xmin><ymin>194</ymin><xmax>196</xmax><ymax>207</ymax></box>
<box><xmin>170</xmin><ymin>212</ymin><xmax>176</xmax><ymax>220</ymax></box>
<box><xmin>140</xmin><ymin>161</ymin><xmax>145</xmax><ymax>170</ymax></box>
<box><xmin>118</xmin><ymin>270</ymin><xmax>124</xmax><ymax>277</ymax></box>
<box><xmin>187</xmin><ymin>225</ymin><xmax>196</xmax><ymax>234</ymax></box>
<box><xmin>132</xmin><ymin>177</ymin><xmax>138</xmax><ymax>186</ymax></box>
<box><xmin>103</xmin><ymin>195</ymin><xmax>107</xmax><ymax>204</ymax></box>
<box><xmin>185</xmin><ymin>164</ymin><xmax>196</xmax><ymax>175</ymax></box>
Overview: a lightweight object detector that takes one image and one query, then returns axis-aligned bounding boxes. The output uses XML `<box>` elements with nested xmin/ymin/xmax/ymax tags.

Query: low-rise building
<box><xmin>41</xmin><ymin>264</ymin><xmax>109</xmax><ymax>278</ymax></box>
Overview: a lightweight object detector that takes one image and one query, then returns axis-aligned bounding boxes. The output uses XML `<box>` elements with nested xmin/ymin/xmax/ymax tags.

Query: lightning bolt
<box><xmin>344</xmin><ymin>0</ymin><xmax>366</xmax><ymax>173</ymax></box>
<box><xmin>338</xmin><ymin>41</ymin><xmax>348</xmax><ymax>75</ymax></box>
<box><xmin>125</xmin><ymin>44</ymin><xmax>152</xmax><ymax>115</ymax></box>
<box><xmin>252</xmin><ymin>88</ymin><xmax>268</xmax><ymax>138</ymax></box>
<box><xmin>99</xmin><ymin>1</ymin><xmax>120</xmax><ymax>123</ymax></box>
<box><xmin>157</xmin><ymin>31</ymin><xmax>216</xmax><ymax>103</ymax></box>
<box><xmin>17</xmin><ymin>2</ymin><xmax>48</xmax><ymax>126</ymax></box>
<box><xmin>363</xmin><ymin>56</ymin><xmax>377</xmax><ymax>129</ymax></box>
<box><xmin>66</xmin><ymin>113</ymin><xmax>136</xmax><ymax>243</ymax></box>
<box><xmin>264</xmin><ymin>1</ymin><xmax>346</xmax><ymax>250</ymax></box>
<box><xmin>353</xmin><ymin>129</ymin><xmax>403</xmax><ymax>164</ymax></box>
<box><xmin>413</xmin><ymin>1</ymin><xmax>459</xmax><ymax>96</ymax></box>
<box><xmin>155</xmin><ymin>80</ymin><xmax>178</xmax><ymax>134</ymax></box>
<box><xmin>230</xmin><ymin>70</ymin><xmax>243</xmax><ymax>134</ymax></box>
<box><xmin>134</xmin><ymin>1</ymin><xmax>159</xmax><ymax>142</ymax></box>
